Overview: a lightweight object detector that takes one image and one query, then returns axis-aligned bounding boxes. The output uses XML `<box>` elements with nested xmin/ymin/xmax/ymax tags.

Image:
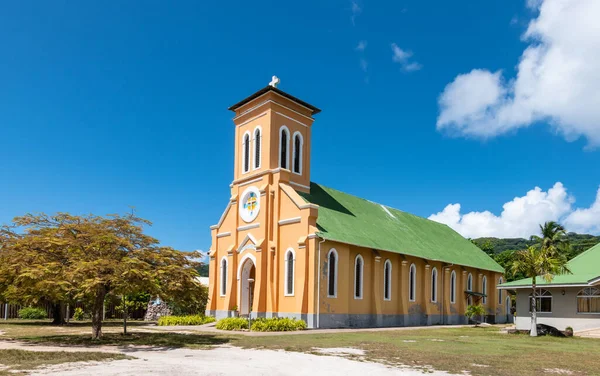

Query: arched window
<box><xmin>529</xmin><ymin>289</ymin><xmax>552</xmax><ymax>313</ymax></box>
<box><xmin>409</xmin><ymin>263</ymin><xmax>416</xmax><ymax>302</ymax></box>
<box><xmin>577</xmin><ymin>287</ymin><xmax>600</xmax><ymax>313</ymax></box>
<box><xmin>467</xmin><ymin>273</ymin><xmax>473</xmax><ymax>306</ymax></box>
<box><xmin>284</xmin><ymin>248</ymin><xmax>295</xmax><ymax>296</ymax></box>
<box><xmin>292</xmin><ymin>132</ymin><xmax>303</xmax><ymax>174</ymax></box>
<box><xmin>242</xmin><ymin>132</ymin><xmax>250</xmax><ymax>173</ymax></box>
<box><xmin>383</xmin><ymin>260</ymin><xmax>392</xmax><ymax>301</ymax></box>
<box><xmin>279</xmin><ymin>126</ymin><xmax>290</xmax><ymax>169</ymax></box>
<box><xmin>327</xmin><ymin>249</ymin><xmax>338</xmax><ymax>298</ymax></box>
<box><xmin>498</xmin><ymin>277</ymin><xmax>503</xmax><ymax>305</ymax></box>
<box><xmin>431</xmin><ymin>267</ymin><xmax>438</xmax><ymax>303</ymax></box>
<box><xmin>482</xmin><ymin>276</ymin><xmax>487</xmax><ymax>304</ymax></box>
<box><xmin>354</xmin><ymin>255</ymin><xmax>364</xmax><ymax>299</ymax></box>
<box><xmin>450</xmin><ymin>271</ymin><xmax>456</xmax><ymax>304</ymax></box>
<box><xmin>220</xmin><ymin>257</ymin><xmax>228</xmax><ymax>296</ymax></box>
<box><xmin>253</xmin><ymin>127</ymin><xmax>262</xmax><ymax>169</ymax></box>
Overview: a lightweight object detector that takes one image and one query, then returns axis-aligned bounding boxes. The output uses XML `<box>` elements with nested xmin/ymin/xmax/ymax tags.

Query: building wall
<box><xmin>315</xmin><ymin>241</ymin><xmax>505</xmax><ymax>328</ymax></box>
<box><xmin>515</xmin><ymin>287</ymin><xmax>600</xmax><ymax>332</ymax></box>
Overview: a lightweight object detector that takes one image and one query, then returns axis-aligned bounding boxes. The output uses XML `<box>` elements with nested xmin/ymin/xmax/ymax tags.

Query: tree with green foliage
<box><xmin>0</xmin><ymin>212</ymin><xmax>206</xmax><ymax>340</ymax></box>
<box><xmin>465</xmin><ymin>304</ymin><xmax>486</xmax><ymax>327</ymax></box>
<box><xmin>531</xmin><ymin>221</ymin><xmax>570</xmax><ymax>256</ymax></box>
<box><xmin>510</xmin><ymin>245</ymin><xmax>570</xmax><ymax>337</ymax></box>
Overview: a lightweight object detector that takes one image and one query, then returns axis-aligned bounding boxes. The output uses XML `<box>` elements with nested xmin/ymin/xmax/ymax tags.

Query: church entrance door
<box><xmin>240</xmin><ymin>258</ymin><xmax>256</xmax><ymax>316</ymax></box>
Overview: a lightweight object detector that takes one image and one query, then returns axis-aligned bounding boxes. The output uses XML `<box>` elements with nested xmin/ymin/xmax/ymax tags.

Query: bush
<box><xmin>215</xmin><ymin>317</ymin><xmax>249</xmax><ymax>331</ymax></box>
<box><xmin>157</xmin><ymin>315</ymin><xmax>216</xmax><ymax>326</ymax></box>
<box><xmin>18</xmin><ymin>307</ymin><xmax>47</xmax><ymax>320</ymax></box>
<box><xmin>72</xmin><ymin>307</ymin><xmax>85</xmax><ymax>321</ymax></box>
<box><xmin>465</xmin><ymin>304</ymin><xmax>486</xmax><ymax>326</ymax></box>
<box><xmin>250</xmin><ymin>317</ymin><xmax>307</xmax><ymax>332</ymax></box>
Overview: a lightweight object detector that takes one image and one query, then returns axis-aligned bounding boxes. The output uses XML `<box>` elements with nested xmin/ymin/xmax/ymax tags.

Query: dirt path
<box><xmin>0</xmin><ymin>341</ymin><xmax>454</xmax><ymax>375</ymax></box>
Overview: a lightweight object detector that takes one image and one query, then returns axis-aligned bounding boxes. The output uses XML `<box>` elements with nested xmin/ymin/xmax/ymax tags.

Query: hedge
<box><xmin>215</xmin><ymin>317</ymin><xmax>307</xmax><ymax>331</ymax></box>
<box><xmin>250</xmin><ymin>317</ymin><xmax>307</xmax><ymax>332</ymax></box>
<box><xmin>215</xmin><ymin>317</ymin><xmax>249</xmax><ymax>331</ymax></box>
<box><xmin>157</xmin><ymin>315</ymin><xmax>216</xmax><ymax>326</ymax></box>
<box><xmin>18</xmin><ymin>307</ymin><xmax>47</xmax><ymax>320</ymax></box>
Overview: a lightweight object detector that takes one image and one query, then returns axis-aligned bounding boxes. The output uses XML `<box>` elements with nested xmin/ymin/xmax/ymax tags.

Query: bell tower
<box><xmin>228</xmin><ymin>76</ymin><xmax>320</xmax><ymax>192</ymax></box>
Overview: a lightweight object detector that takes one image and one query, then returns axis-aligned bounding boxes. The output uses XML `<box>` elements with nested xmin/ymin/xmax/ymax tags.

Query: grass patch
<box><xmin>230</xmin><ymin>327</ymin><xmax>600</xmax><ymax>376</ymax></box>
<box><xmin>0</xmin><ymin>349</ymin><xmax>126</xmax><ymax>375</ymax></box>
<box><xmin>2</xmin><ymin>321</ymin><xmax>599</xmax><ymax>375</ymax></box>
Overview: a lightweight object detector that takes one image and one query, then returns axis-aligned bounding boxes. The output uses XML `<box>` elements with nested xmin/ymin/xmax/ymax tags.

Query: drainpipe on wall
<box><xmin>316</xmin><ymin>237</ymin><xmax>326</xmax><ymax>329</ymax></box>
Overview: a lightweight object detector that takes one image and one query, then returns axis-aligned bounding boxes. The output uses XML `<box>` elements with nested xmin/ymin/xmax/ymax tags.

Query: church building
<box><xmin>206</xmin><ymin>78</ymin><xmax>506</xmax><ymax>328</ymax></box>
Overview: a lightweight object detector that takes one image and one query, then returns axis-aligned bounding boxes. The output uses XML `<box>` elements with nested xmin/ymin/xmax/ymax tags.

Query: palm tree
<box><xmin>530</xmin><ymin>221</ymin><xmax>569</xmax><ymax>256</ymax></box>
<box><xmin>511</xmin><ymin>246</ymin><xmax>570</xmax><ymax>336</ymax></box>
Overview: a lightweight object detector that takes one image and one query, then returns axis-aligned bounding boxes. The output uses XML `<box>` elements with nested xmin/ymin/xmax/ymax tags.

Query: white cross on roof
<box><xmin>269</xmin><ymin>75</ymin><xmax>280</xmax><ymax>88</ymax></box>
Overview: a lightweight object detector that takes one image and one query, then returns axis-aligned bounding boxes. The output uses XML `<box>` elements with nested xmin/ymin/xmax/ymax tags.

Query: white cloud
<box><xmin>355</xmin><ymin>40</ymin><xmax>367</xmax><ymax>52</ymax></box>
<box><xmin>437</xmin><ymin>0</ymin><xmax>600</xmax><ymax>147</ymax></box>
<box><xmin>391</xmin><ymin>43</ymin><xmax>422</xmax><ymax>72</ymax></box>
<box><xmin>359</xmin><ymin>58</ymin><xmax>368</xmax><ymax>72</ymax></box>
<box><xmin>564</xmin><ymin>187</ymin><xmax>600</xmax><ymax>234</ymax></box>
<box><xmin>428</xmin><ymin>182</ymin><xmax>600</xmax><ymax>238</ymax></box>
<box><xmin>350</xmin><ymin>1</ymin><xmax>362</xmax><ymax>26</ymax></box>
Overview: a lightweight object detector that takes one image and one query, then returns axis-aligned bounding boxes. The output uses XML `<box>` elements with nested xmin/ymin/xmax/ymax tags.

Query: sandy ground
<box><xmin>0</xmin><ymin>341</ymin><xmax>454</xmax><ymax>376</ymax></box>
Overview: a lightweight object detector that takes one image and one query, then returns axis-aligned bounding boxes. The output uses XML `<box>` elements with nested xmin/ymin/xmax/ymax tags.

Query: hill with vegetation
<box><xmin>472</xmin><ymin>233</ymin><xmax>600</xmax><ymax>257</ymax></box>
<box><xmin>472</xmin><ymin>233</ymin><xmax>600</xmax><ymax>282</ymax></box>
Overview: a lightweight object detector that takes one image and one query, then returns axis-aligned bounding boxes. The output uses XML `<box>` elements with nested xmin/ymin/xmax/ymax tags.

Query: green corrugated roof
<box><xmin>298</xmin><ymin>183</ymin><xmax>504</xmax><ymax>273</ymax></box>
<box><xmin>499</xmin><ymin>243</ymin><xmax>600</xmax><ymax>288</ymax></box>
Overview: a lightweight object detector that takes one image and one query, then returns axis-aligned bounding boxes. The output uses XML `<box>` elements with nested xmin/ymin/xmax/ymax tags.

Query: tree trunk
<box><xmin>123</xmin><ymin>296</ymin><xmax>128</xmax><ymax>336</ymax></box>
<box><xmin>530</xmin><ymin>280</ymin><xmax>538</xmax><ymax>337</ymax></box>
<box><xmin>91</xmin><ymin>288</ymin><xmax>106</xmax><ymax>340</ymax></box>
<box><xmin>51</xmin><ymin>302</ymin><xmax>65</xmax><ymax>325</ymax></box>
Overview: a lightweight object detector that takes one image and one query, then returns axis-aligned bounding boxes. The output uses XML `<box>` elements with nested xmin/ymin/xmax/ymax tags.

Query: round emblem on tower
<box><xmin>239</xmin><ymin>186</ymin><xmax>260</xmax><ymax>223</ymax></box>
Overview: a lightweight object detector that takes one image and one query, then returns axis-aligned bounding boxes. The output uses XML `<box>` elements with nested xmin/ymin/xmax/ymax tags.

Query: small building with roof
<box><xmin>206</xmin><ymin>78</ymin><xmax>506</xmax><ymax>328</ymax></box>
<box><xmin>499</xmin><ymin>243</ymin><xmax>600</xmax><ymax>332</ymax></box>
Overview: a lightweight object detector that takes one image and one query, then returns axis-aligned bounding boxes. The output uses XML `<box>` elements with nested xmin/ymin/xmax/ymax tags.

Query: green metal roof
<box><xmin>298</xmin><ymin>183</ymin><xmax>504</xmax><ymax>273</ymax></box>
<box><xmin>499</xmin><ymin>243</ymin><xmax>600</xmax><ymax>289</ymax></box>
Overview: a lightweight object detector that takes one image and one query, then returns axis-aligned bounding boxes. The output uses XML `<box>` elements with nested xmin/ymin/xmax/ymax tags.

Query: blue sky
<box><xmin>1</xmin><ymin>1</ymin><xmax>599</xmax><ymax>253</ymax></box>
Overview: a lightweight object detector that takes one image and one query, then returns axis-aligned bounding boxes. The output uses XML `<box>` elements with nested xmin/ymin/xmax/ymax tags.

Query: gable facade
<box><xmin>206</xmin><ymin>82</ymin><xmax>506</xmax><ymax>328</ymax></box>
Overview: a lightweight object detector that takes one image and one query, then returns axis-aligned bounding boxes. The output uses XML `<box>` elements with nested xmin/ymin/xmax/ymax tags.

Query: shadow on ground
<box><xmin>18</xmin><ymin>332</ymin><xmax>230</xmax><ymax>350</ymax></box>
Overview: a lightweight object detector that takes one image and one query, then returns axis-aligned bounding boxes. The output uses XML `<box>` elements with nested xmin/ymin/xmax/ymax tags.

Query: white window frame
<box><xmin>409</xmin><ymin>263</ymin><xmax>416</xmax><ymax>302</ymax></box>
<box><xmin>292</xmin><ymin>131</ymin><xmax>303</xmax><ymax>175</ymax></box>
<box><xmin>467</xmin><ymin>273</ymin><xmax>473</xmax><ymax>306</ymax></box>
<box><xmin>253</xmin><ymin>126</ymin><xmax>262</xmax><ymax>170</ymax></box>
<box><xmin>576</xmin><ymin>287</ymin><xmax>600</xmax><ymax>314</ymax></box>
<box><xmin>482</xmin><ymin>276</ymin><xmax>487</xmax><ymax>304</ymax></box>
<box><xmin>327</xmin><ymin>248</ymin><xmax>338</xmax><ymax>298</ymax></box>
<box><xmin>498</xmin><ymin>277</ymin><xmax>503</xmax><ymax>305</ymax></box>
<box><xmin>220</xmin><ymin>257</ymin><xmax>228</xmax><ymax>297</ymax></box>
<box><xmin>284</xmin><ymin>248</ymin><xmax>295</xmax><ymax>296</ymax></box>
<box><xmin>450</xmin><ymin>270</ymin><xmax>456</xmax><ymax>304</ymax></box>
<box><xmin>431</xmin><ymin>267</ymin><xmax>438</xmax><ymax>303</ymax></box>
<box><xmin>279</xmin><ymin>126</ymin><xmax>290</xmax><ymax>170</ymax></box>
<box><xmin>383</xmin><ymin>259</ymin><xmax>392</xmax><ymax>301</ymax></box>
<box><xmin>241</xmin><ymin>131</ymin><xmax>251</xmax><ymax>174</ymax></box>
<box><xmin>354</xmin><ymin>254</ymin><xmax>364</xmax><ymax>300</ymax></box>
<box><xmin>529</xmin><ymin>289</ymin><xmax>552</xmax><ymax>313</ymax></box>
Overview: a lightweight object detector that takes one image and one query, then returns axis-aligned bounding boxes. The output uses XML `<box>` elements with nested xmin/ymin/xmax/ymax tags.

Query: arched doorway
<box><xmin>239</xmin><ymin>257</ymin><xmax>256</xmax><ymax>317</ymax></box>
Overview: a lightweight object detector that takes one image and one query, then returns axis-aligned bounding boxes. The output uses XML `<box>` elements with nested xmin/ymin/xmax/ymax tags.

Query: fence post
<box><xmin>4</xmin><ymin>303</ymin><xmax>8</xmax><ymax>320</ymax></box>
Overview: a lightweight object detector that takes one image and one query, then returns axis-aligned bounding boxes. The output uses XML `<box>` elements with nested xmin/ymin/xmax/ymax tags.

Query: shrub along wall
<box><xmin>157</xmin><ymin>315</ymin><xmax>216</xmax><ymax>326</ymax></box>
<box><xmin>215</xmin><ymin>317</ymin><xmax>307</xmax><ymax>332</ymax></box>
